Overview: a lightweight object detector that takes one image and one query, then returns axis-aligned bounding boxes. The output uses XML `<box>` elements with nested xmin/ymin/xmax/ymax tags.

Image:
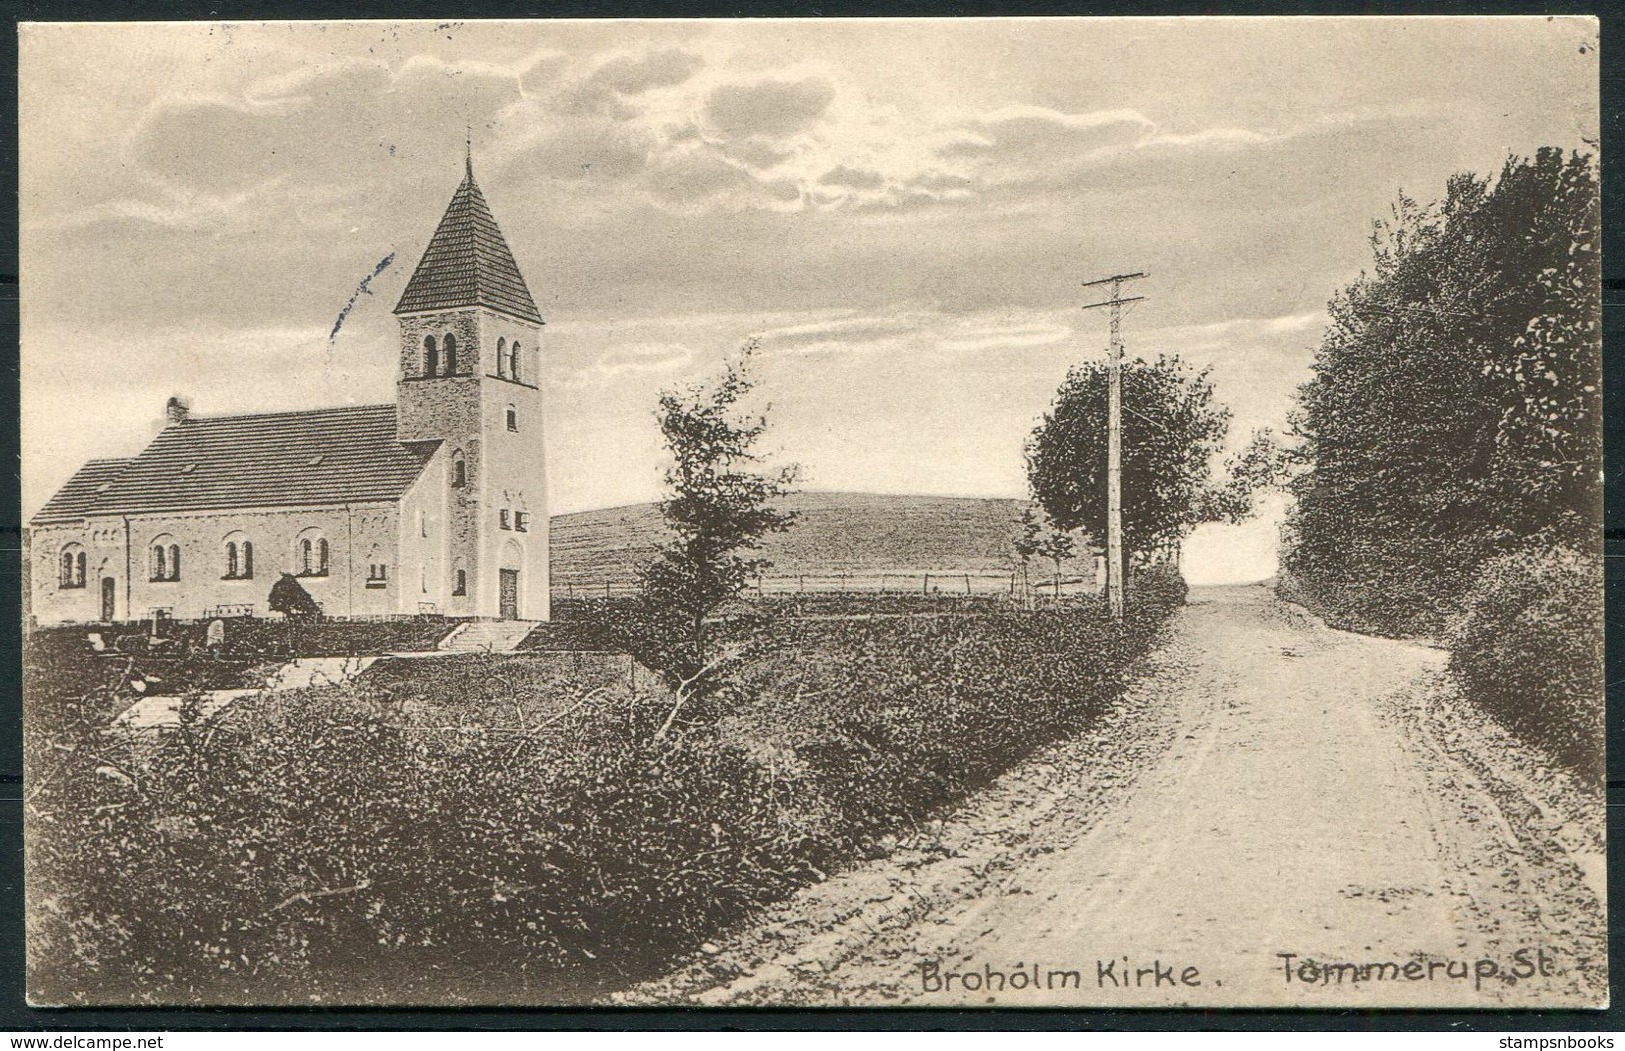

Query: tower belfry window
<box><xmin>510</xmin><ymin>342</ymin><xmax>522</xmax><ymax>382</ymax></box>
<box><xmin>443</xmin><ymin>333</ymin><xmax>458</xmax><ymax>375</ymax></box>
<box><xmin>424</xmin><ymin>335</ymin><xmax>439</xmax><ymax>378</ymax></box>
<box><xmin>496</xmin><ymin>337</ymin><xmax>507</xmax><ymax>378</ymax></box>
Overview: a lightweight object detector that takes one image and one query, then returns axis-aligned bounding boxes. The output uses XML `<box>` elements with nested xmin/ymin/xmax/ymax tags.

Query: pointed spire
<box><xmin>393</xmin><ymin>152</ymin><xmax>543</xmax><ymax>325</ymax></box>
<box><xmin>465</xmin><ymin>125</ymin><xmax>474</xmax><ymax>183</ymax></box>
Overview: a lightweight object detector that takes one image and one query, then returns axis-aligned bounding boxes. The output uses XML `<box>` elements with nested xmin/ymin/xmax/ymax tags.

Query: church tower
<box><xmin>394</xmin><ymin>152</ymin><xmax>549</xmax><ymax>620</ymax></box>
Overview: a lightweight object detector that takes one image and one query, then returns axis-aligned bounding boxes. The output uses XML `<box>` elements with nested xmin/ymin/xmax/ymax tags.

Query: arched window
<box><xmin>59</xmin><ymin>544</ymin><xmax>86</xmax><ymax>588</ymax></box>
<box><xmin>510</xmin><ymin>342</ymin><xmax>522</xmax><ymax>383</ymax></box>
<box><xmin>453</xmin><ymin>567</ymin><xmax>467</xmax><ymax>596</ymax></box>
<box><xmin>149</xmin><ymin>536</ymin><xmax>179</xmax><ymax>582</ymax></box>
<box><xmin>424</xmin><ymin>335</ymin><xmax>439</xmax><ymax>378</ymax></box>
<box><xmin>443</xmin><ymin>333</ymin><xmax>458</xmax><ymax>376</ymax></box>
<box><xmin>506</xmin><ymin>405</ymin><xmax>518</xmax><ymax>432</ymax></box>
<box><xmin>451</xmin><ymin>449</ymin><xmax>466</xmax><ymax>488</ymax></box>
<box><xmin>496</xmin><ymin>337</ymin><xmax>508</xmax><ymax>378</ymax></box>
<box><xmin>296</xmin><ymin>529</ymin><xmax>329</xmax><ymax>577</ymax></box>
<box><xmin>222</xmin><ymin>533</ymin><xmax>254</xmax><ymax>580</ymax></box>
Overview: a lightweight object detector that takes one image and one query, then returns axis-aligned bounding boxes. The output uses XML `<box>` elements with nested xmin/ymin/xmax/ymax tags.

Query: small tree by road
<box><xmin>1012</xmin><ymin>506</ymin><xmax>1080</xmax><ymax>605</ymax></box>
<box><xmin>640</xmin><ymin>340</ymin><xmax>798</xmax><ymax>673</ymax></box>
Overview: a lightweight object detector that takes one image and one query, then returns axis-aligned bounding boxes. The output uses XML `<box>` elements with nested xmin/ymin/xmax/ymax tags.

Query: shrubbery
<box><xmin>1284</xmin><ymin>149</ymin><xmax>1600</xmax><ymax>638</ymax></box>
<box><xmin>26</xmin><ymin>575</ymin><xmax>1183</xmax><ymax>1005</ymax></box>
<box><xmin>1443</xmin><ymin>548</ymin><xmax>1603</xmax><ymax>785</ymax></box>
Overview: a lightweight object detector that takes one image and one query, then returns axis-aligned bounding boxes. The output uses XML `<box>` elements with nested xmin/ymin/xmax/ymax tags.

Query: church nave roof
<box><xmin>30</xmin><ymin>405</ymin><xmax>438</xmax><ymax>525</ymax></box>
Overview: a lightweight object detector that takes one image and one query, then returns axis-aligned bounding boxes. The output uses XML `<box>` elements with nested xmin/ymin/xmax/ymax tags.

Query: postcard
<box><xmin>19</xmin><ymin>16</ymin><xmax>1604</xmax><ymax>1008</ymax></box>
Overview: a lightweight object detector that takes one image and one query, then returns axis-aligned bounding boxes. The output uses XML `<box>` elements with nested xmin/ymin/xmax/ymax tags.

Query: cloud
<box><xmin>717</xmin><ymin>137</ymin><xmax>794</xmax><ymax>170</ymax></box>
<box><xmin>818</xmin><ymin>165</ymin><xmax>885</xmax><ymax>190</ymax></box>
<box><xmin>129</xmin><ymin>97</ymin><xmax>297</xmax><ymax>195</ymax></box>
<box><xmin>646</xmin><ymin>148</ymin><xmax>755</xmax><ymax>201</ymax></box>
<box><xmin>964</xmin><ymin>105</ymin><xmax>1153</xmax><ymax>154</ymax></box>
<box><xmin>564</xmin><ymin>49</ymin><xmax>705</xmax><ymax>117</ymax></box>
<box><xmin>587</xmin><ymin>49</ymin><xmax>704</xmax><ymax>97</ymax></box>
<box><xmin>519</xmin><ymin>118</ymin><xmax>654</xmax><ymax>182</ymax></box>
<box><xmin>566</xmin><ymin>340</ymin><xmax>697</xmax><ymax>384</ymax></box>
<box><xmin>705</xmin><ymin>76</ymin><xmax>835</xmax><ymax>140</ymax></box>
<box><xmin>754</xmin><ymin>312</ymin><xmax>924</xmax><ymax>356</ymax></box>
<box><xmin>936</xmin><ymin>321</ymin><xmax>1072</xmax><ymax>354</ymax></box>
<box><xmin>244</xmin><ymin>57</ymin><xmax>393</xmax><ymax>104</ymax></box>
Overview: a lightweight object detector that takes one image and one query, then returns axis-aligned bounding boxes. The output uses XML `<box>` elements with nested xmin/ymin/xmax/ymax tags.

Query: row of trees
<box><xmin>1284</xmin><ymin>147</ymin><xmax>1601</xmax><ymax>636</ymax></box>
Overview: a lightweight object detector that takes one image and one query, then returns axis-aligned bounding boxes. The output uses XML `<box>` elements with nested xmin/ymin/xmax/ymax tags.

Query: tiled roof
<box><xmin>30</xmin><ymin>405</ymin><xmax>438</xmax><ymax>525</ymax></box>
<box><xmin>31</xmin><ymin>458</ymin><xmax>132</xmax><ymax>525</ymax></box>
<box><xmin>394</xmin><ymin>165</ymin><xmax>544</xmax><ymax>325</ymax></box>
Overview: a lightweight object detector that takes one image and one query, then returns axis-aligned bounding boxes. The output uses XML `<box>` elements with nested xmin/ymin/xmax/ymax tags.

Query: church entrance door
<box><xmin>499</xmin><ymin>569</ymin><xmax>520</xmax><ymax>620</ymax></box>
<box><xmin>100</xmin><ymin>577</ymin><xmax>116</xmax><ymax>622</ymax></box>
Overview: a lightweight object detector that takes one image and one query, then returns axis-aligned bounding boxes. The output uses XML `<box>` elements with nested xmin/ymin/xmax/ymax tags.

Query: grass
<box><xmin>552</xmin><ymin>491</ymin><xmax>1099</xmax><ymax>590</ymax></box>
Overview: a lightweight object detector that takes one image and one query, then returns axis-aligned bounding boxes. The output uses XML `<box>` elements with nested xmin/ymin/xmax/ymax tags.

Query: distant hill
<box><xmin>551</xmin><ymin>491</ymin><xmax>1099</xmax><ymax>591</ymax></box>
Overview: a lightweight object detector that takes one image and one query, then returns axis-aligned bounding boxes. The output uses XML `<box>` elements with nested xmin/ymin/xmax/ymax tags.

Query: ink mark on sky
<box><xmin>329</xmin><ymin>252</ymin><xmax>396</xmax><ymax>354</ymax></box>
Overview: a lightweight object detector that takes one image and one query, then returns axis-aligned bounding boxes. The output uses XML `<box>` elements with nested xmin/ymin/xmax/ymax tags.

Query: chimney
<box><xmin>165</xmin><ymin>395</ymin><xmax>191</xmax><ymax>425</ymax></box>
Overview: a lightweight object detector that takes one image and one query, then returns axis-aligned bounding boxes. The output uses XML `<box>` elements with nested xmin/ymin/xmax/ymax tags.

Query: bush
<box><xmin>1444</xmin><ymin>547</ymin><xmax>1603</xmax><ymax>784</ymax></box>
<box><xmin>26</xmin><ymin>576</ymin><xmax>1185</xmax><ymax>1004</ymax></box>
<box><xmin>523</xmin><ymin>597</ymin><xmax>703</xmax><ymax>683</ymax></box>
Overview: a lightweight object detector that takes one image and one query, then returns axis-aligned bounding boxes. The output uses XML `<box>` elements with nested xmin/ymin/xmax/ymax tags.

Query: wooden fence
<box><xmin>554</xmin><ymin>569</ymin><xmax>1103</xmax><ymax>602</ymax></box>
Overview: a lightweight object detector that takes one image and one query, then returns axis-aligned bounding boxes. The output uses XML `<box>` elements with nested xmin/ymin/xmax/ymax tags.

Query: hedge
<box><xmin>1443</xmin><ymin>547</ymin><xmax>1604</xmax><ymax>785</ymax></box>
<box><xmin>26</xmin><ymin>572</ymin><xmax>1184</xmax><ymax>1004</ymax></box>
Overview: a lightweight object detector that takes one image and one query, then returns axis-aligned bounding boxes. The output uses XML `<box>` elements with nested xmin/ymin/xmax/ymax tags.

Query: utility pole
<box><xmin>1079</xmin><ymin>272</ymin><xmax>1147</xmax><ymax>622</ymax></box>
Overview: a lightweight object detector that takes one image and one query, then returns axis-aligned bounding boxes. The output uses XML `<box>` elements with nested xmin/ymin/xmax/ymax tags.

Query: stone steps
<box><xmin>438</xmin><ymin>619</ymin><xmax>539</xmax><ymax>654</ymax></box>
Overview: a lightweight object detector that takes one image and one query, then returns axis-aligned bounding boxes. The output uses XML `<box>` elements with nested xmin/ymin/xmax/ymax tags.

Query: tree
<box><xmin>1026</xmin><ymin>353</ymin><xmax>1244</xmax><ymax>588</ymax></box>
<box><xmin>1011</xmin><ymin>506</ymin><xmax>1079</xmax><ymax>604</ymax></box>
<box><xmin>1285</xmin><ymin>148</ymin><xmax>1600</xmax><ymax>635</ymax></box>
<box><xmin>640</xmin><ymin>340</ymin><xmax>798</xmax><ymax>672</ymax></box>
<box><xmin>1011</xmin><ymin>507</ymin><xmax>1042</xmax><ymax>607</ymax></box>
<box><xmin>1033</xmin><ymin>518</ymin><xmax>1076</xmax><ymax>600</ymax></box>
<box><xmin>268</xmin><ymin>573</ymin><xmax>321</xmax><ymax>619</ymax></box>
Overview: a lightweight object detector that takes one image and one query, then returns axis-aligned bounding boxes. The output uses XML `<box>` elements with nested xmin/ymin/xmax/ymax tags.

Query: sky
<box><xmin>18</xmin><ymin>17</ymin><xmax>1599</xmax><ymax>584</ymax></box>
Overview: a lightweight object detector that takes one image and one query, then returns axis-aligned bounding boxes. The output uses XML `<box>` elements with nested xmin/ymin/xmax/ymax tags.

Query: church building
<box><xmin>27</xmin><ymin>157</ymin><xmax>550</xmax><ymax>626</ymax></box>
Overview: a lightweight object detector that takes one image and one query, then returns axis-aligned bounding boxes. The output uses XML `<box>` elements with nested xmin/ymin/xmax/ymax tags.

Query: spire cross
<box><xmin>465</xmin><ymin>126</ymin><xmax>473</xmax><ymax>181</ymax></box>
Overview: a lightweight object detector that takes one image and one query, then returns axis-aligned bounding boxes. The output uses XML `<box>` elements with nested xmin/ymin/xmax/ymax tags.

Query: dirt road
<box><xmin>627</xmin><ymin>585</ymin><xmax>1607</xmax><ymax>1008</ymax></box>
